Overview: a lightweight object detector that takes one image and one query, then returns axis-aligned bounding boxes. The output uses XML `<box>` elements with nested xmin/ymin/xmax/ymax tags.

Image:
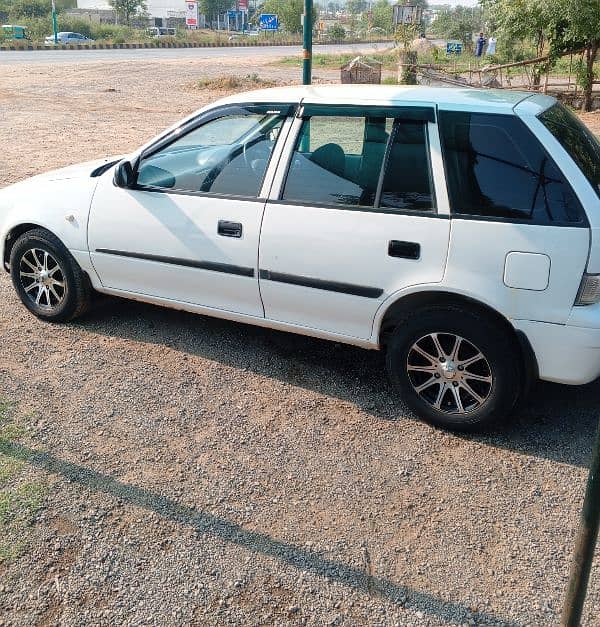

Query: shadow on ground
<box><xmin>76</xmin><ymin>297</ymin><xmax>598</xmax><ymax>469</ymax></box>
<box><xmin>0</xmin><ymin>440</ymin><xmax>520</xmax><ymax>626</ymax></box>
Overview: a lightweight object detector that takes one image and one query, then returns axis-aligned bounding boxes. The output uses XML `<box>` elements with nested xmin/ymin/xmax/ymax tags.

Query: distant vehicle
<box><xmin>44</xmin><ymin>32</ymin><xmax>94</xmax><ymax>46</ymax></box>
<box><xmin>1</xmin><ymin>25</ymin><xmax>29</xmax><ymax>41</ymax></box>
<box><xmin>147</xmin><ymin>27</ymin><xmax>176</xmax><ymax>38</ymax></box>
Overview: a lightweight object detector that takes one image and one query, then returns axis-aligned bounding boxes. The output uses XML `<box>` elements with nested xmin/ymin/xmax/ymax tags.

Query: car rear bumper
<box><xmin>514</xmin><ymin>313</ymin><xmax>600</xmax><ymax>385</ymax></box>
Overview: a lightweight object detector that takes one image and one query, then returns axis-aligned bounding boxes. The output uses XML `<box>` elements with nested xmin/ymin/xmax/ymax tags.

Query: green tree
<box><xmin>430</xmin><ymin>5</ymin><xmax>483</xmax><ymax>50</ymax></box>
<box><xmin>328</xmin><ymin>22</ymin><xmax>345</xmax><ymax>39</ymax></box>
<box><xmin>346</xmin><ymin>0</ymin><xmax>367</xmax><ymax>15</ymax></box>
<box><xmin>484</xmin><ymin>0</ymin><xmax>600</xmax><ymax>110</ymax></box>
<box><xmin>263</xmin><ymin>0</ymin><xmax>316</xmax><ymax>34</ymax></box>
<box><xmin>7</xmin><ymin>0</ymin><xmax>51</xmax><ymax>19</ymax></box>
<box><xmin>200</xmin><ymin>0</ymin><xmax>233</xmax><ymax>25</ymax></box>
<box><xmin>108</xmin><ymin>0</ymin><xmax>147</xmax><ymax>26</ymax></box>
<box><xmin>370</xmin><ymin>0</ymin><xmax>393</xmax><ymax>33</ymax></box>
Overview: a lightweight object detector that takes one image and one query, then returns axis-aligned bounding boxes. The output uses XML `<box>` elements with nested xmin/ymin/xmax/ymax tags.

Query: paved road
<box><xmin>0</xmin><ymin>42</ymin><xmax>391</xmax><ymax>65</ymax></box>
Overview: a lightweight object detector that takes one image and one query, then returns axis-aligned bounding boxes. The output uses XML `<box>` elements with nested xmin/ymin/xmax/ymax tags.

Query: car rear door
<box><xmin>258</xmin><ymin>104</ymin><xmax>451</xmax><ymax>340</ymax></box>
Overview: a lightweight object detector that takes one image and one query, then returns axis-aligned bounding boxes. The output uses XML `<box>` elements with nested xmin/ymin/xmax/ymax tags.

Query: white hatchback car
<box><xmin>1</xmin><ymin>86</ymin><xmax>599</xmax><ymax>431</ymax></box>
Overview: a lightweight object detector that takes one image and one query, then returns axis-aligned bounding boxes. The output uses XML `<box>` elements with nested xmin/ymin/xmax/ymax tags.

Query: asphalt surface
<box><xmin>0</xmin><ymin>42</ymin><xmax>389</xmax><ymax>65</ymax></box>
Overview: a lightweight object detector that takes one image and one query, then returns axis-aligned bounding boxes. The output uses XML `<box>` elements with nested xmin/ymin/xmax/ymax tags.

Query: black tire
<box><xmin>386</xmin><ymin>305</ymin><xmax>522</xmax><ymax>432</ymax></box>
<box><xmin>9</xmin><ymin>228</ymin><xmax>92</xmax><ymax>322</ymax></box>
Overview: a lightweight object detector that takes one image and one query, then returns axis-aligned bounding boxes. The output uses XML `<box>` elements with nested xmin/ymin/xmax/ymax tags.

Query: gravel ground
<box><xmin>1</xmin><ymin>52</ymin><xmax>600</xmax><ymax>627</ymax></box>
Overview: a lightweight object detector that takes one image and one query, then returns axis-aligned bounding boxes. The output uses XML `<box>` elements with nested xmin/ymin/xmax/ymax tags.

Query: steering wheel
<box><xmin>200</xmin><ymin>135</ymin><xmax>269</xmax><ymax>192</ymax></box>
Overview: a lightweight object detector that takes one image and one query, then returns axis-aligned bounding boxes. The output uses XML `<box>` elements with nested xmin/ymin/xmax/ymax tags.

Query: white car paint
<box><xmin>1</xmin><ymin>85</ymin><xmax>600</xmax><ymax>387</ymax></box>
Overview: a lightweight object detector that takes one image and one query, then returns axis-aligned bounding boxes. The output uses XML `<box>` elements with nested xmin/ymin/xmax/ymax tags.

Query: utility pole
<box><xmin>51</xmin><ymin>0</ymin><xmax>58</xmax><ymax>44</ymax></box>
<box><xmin>302</xmin><ymin>0</ymin><xmax>313</xmax><ymax>85</ymax></box>
<box><xmin>561</xmin><ymin>418</ymin><xmax>600</xmax><ymax>626</ymax></box>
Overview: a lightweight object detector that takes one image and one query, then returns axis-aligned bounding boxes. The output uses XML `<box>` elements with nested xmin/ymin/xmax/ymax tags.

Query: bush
<box><xmin>328</xmin><ymin>23</ymin><xmax>346</xmax><ymax>41</ymax></box>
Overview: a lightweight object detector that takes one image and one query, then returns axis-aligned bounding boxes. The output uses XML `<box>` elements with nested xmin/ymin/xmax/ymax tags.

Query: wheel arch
<box><xmin>376</xmin><ymin>289</ymin><xmax>539</xmax><ymax>385</ymax></box>
<box><xmin>2</xmin><ymin>223</ymin><xmax>50</xmax><ymax>271</ymax></box>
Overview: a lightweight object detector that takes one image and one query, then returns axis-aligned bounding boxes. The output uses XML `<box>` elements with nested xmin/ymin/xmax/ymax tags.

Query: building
<box><xmin>76</xmin><ymin>1</ymin><xmax>188</xmax><ymax>22</ymax></box>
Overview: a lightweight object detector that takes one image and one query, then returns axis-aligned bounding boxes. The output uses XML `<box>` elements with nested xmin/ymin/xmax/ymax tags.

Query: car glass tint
<box><xmin>538</xmin><ymin>103</ymin><xmax>600</xmax><ymax>200</ymax></box>
<box><xmin>380</xmin><ymin>121</ymin><xmax>435</xmax><ymax>212</ymax></box>
<box><xmin>282</xmin><ymin>116</ymin><xmax>391</xmax><ymax>208</ymax></box>
<box><xmin>439</xmin><ymin>111</ymin><xmax>584</xmax><ymax>223</ymax></box>
<box><xmin>137</xmin><ymin>113</ymin><xmax>284</xmax><ymax>198</ymax></box>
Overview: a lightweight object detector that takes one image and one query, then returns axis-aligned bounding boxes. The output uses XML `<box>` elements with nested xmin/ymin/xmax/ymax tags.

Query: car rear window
<box><xmin>538</xmin><ymin>103</ymin><xmax>600</xmax><ymax>199</ymax></box>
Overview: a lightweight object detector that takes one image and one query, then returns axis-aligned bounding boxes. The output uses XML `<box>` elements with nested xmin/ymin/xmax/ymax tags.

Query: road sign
<box><xmin>446</xmin><ymin>41</ymin><xmax>463</xmax><ymax>55</ymax></box>
<box><xmin>238</xmin><ymin>0</ymin><xmax>248</xmax><ymax>9</ymax></box>
<box><xmin>227</xmin><ymin>10</ymin><xmax>238</xmax><ymax>19</ymax></box>
<box><xmin>393</xmin><ymin>4</ymin><xmax>422</xmax><ymax>26</ymax></box>
<box><xmin>185</xmin><ymin>1</ymin><xmax>198</xmax><ymax>28</ymax></box>
<box><xmin>259</xmin><ymin>14</ymin><xmax>279</xmax><ymax>31</ymax></box>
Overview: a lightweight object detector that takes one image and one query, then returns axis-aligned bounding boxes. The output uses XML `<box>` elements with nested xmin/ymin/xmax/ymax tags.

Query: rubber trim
<box><xmin>259</xmin><ymin>269</ymin><xmax>383</xmax><ymax>298</ymax></box>
<box><xmin>95</xmin><ymin>248</ymin><xmax>254</xmax><ymax>277</ymax></box>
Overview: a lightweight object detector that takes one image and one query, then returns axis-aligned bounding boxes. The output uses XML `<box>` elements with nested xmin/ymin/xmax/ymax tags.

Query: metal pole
<box><xmin>561</xmin><ymin>417</ymin><xmax>600</xmax><ymax>627</ymax></box>
<box><xmin>302</xmin><ymin>0</ymin><xmax>313</xmax><ymax>85</ymax></box>
<box><xmin>51</xmin><ymin>0</ymin><xmax>58</xmax><ymax>44</ymax></box>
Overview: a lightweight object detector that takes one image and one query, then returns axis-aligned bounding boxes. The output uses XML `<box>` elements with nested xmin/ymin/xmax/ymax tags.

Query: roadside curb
<box><xmin>0</xmin><ymin>38</ymin><xmax>392</xmax><ymax>52</ymax></box>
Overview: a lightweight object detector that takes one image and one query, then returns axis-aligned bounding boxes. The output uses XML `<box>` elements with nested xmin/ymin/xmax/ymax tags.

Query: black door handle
<box><xmin>218</xmin><ymin>220</ymin><xmax>243</xmax><ymax>238</ymax></box>
<box><xmin>388</xmin><ymin>240</ymin><xmax>420</xmax><ymax>260</ymax></box>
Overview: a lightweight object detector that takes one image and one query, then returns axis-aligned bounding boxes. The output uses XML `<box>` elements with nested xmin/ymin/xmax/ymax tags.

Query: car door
<box><xmin>258</xmin><ymin>104</ymin><xmax>451</xmax><ymax>340</ymax></box>
<box><xmin>88</xmin><ymin>104</ymin><xmax>292</xmax><ymax>318</ymax></box>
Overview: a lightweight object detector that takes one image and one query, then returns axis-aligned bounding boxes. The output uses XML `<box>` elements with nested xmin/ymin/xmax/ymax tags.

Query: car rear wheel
<box><xmin>386</xmin><ymin>305</ymin><xmax>521</xmax><ymax>431</ymax></box>
<box><xmin>9</xmin><ymin>228</ymin><xmax>92</xmax><ymax>322</ymax></box>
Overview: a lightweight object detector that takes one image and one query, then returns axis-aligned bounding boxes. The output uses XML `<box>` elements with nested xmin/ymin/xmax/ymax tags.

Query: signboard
<box><xmin>392</xmin><ymin>4</ymin><xmax>423</xmax><ymax>26</ymax></box>
<box><xmin>259</xmin><ymin>14</ymin><xmax>279</xmax><ymax>31</ymax></box>
<box><xmin>238</xmin><ymin>0</ymin><xmax>248</xmax><ymax>9</ymax></box>
<box><xmin>446</xmin><ymin>41</ymin><xmax>463</xmax><ymax>55</ymax></box>
<box><xmin>185</xmin><ymin>1</ymin><xmax>198</xmax><ymax>28</ymax></box>
<box><xmin>227</xmin><ymin>10</ymin><xmax>238</xmax><ymax>19</ymax></box>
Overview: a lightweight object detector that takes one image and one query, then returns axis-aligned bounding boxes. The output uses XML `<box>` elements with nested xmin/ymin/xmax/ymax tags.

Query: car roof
<box><xmin>216</xmin><ymin>84</ymin><xmax>551</xmax><ymax>115</ymax></box>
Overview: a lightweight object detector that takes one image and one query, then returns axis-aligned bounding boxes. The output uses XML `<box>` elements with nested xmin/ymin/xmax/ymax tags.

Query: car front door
<box><xmin>258</xmin><ymin>104</ymin><xmax>451</xmax><ymax>340</ymax></box>
<box><xmin>88</xmin><ymin>104</ymin><xmax>291</xmax><ymax>317</ymax></box>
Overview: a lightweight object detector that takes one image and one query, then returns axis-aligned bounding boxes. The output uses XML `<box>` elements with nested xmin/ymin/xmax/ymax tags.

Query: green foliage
<box><xmin>263</xmin><ymin>0</ymin><xmax>317</xmax><ymax>34</ymax></box>
<box><xmin>430</xmin><ymin>5</ymin><xmax>483</xmax><ymax>49</ymax></box>
<box><xmin>0</xmin><ymin>401</ymin><xmax>47</xmax><ymax>564</ymax></box>
<box><xmin>328</xmin><ymin>22</ymin><xmax>345</xmax><ymax>40</ymax></box>
<box><xmin>108</xmin><ymin>0</ymin><xmax>147</xmax><ymax>25</ymax></box>
<box><xmin>200</xmin><ymin>0</ymin><xmax>232</xmax><ymax>21</ymax></box>
<box><xmin>346</xmin><ymin>0</ymin><xmax>367</xmax><ymax>15</ymax></box>
<box><xmin>6</xmin><ymin>0</ymin><xmax>51</xmax><ymax>19</ymax></box>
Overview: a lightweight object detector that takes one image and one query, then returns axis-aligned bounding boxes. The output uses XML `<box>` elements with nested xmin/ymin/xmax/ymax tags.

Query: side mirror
<box><xmin>113</xmin><ymin>160</ymin><xmax>135</xmax><ymax>188</ymax></box>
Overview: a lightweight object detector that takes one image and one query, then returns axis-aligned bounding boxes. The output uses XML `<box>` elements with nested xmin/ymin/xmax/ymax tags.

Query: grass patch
<box><xmin>194</xmin><ymin>73</ymin><xmax>278</xmax><ymax>91</ymax></box>
<box><xmin>0</xmin><ymin>401</ymin><xmax>46</xmax><ymax>563</ymax></box>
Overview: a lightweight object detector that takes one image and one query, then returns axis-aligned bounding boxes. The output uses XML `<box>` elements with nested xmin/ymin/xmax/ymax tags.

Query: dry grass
<box><xmin>193</xmin><ymin>73</ymin><xmax>279</xmax><ymax>91</ymax></box>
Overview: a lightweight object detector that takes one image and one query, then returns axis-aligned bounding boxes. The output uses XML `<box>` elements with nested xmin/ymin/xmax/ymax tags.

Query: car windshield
<box><xmin>538</xmin><ymin>103</ymin><xmax>600</xmax><ymax>199</ymax></box>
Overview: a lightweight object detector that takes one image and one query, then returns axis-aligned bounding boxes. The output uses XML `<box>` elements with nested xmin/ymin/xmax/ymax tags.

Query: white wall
<box><xmin>76</xmin><ymin>0</ymin><xmax>186</xmax><ymax>19</ymax></box>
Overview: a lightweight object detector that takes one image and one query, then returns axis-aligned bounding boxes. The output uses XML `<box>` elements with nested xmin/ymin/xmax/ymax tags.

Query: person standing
<box><xmin>487</xmin><ymin>35</ymin><xmax>497</xmax><ymax>55</ymax></box>
<box><xmin>475</xmin><ymin>32</ymin><xmax>486</xmax><ymax>57</ymax></box>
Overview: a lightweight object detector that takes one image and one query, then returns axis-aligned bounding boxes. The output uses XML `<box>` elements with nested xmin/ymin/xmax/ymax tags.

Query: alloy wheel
<box><xmin>19</xmin><ymin>248</ymin><xmax>66</xmax><ymax>309</ymax></box>
<box><xmin>406</xmin><ymin>332</ymin><xmax>493</xmax><ymax>414</ymax></box>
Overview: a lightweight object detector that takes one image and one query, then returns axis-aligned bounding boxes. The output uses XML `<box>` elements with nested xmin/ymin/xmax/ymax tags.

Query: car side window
<box><xmin>137</xmin><ymin>112</ymin><xmax>285</xmax><ymax>198</ymax></box>
<box><xmin>439</xmin><ymin>111</ymin><xmax>584</xmax><ymax>224</ymax></box>
<box><xmin>379</xmin><ymin>121</ymin><xmax>435</xmax><ymax>212</ymax></box>
<box><xmin>282</xmin><ymin>115</ymin><xmax>392</xmax><ymax>208</ymax></box>
<box><xmin>281</xmin><ymin>114</ymin><xmax>435</xmax><ymax>212</ymax></box>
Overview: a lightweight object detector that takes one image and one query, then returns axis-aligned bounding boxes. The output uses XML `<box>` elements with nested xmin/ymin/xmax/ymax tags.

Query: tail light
<box><xmin>575</xmin><ymin>273</ymin><xmax>600</xmax><ymax>306</ymax></box>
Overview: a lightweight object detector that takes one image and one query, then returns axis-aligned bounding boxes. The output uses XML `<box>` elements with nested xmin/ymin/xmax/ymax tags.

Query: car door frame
<box><xmin>87</xmin><ymin>102</ymin><xmax>297</xmax><ymax>317</ymax></box>
<box><xmin>259</xmin><ymin>101</ymin><xmax>453</xmax><ymax>341</ymax></box>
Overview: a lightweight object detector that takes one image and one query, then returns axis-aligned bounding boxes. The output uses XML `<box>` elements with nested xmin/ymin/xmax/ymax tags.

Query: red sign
<box><xmin>238</xmin><ymin>0</ymin><xmax>248</xmax><ymax>9</ymax></box>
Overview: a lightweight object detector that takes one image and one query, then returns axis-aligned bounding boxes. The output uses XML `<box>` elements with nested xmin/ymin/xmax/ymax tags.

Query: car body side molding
<box><xmin>259</xmin><ymin>269</ymin><xmax>383</xmax><ymax>298</ymax></box>
<box><xmin>95</xmin><ymin>249</ymin><xmax>255</xmax><ymax>278</ymax></box>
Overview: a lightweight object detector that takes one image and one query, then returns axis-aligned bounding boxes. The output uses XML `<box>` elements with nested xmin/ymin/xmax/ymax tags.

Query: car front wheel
<box><xmin>386</xmin><ymin>306</ymin><xmax>522</xmax><ymax>431</ymax></box>
<box><xmin>9</xmin><ymin>228</ymin><xmax>92</xmax><ymax>322</ymax></box>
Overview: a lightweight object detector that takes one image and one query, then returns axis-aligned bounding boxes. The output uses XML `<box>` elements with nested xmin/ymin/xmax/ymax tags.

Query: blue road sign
<box><xmin>259</xmin><ymin>14</ymin><xmax>279</xmax><ymax>31</ymax></box>
<box><xmin>227</xmin><ymin>10</ymin><xmax>237</xmax><ymax>19</ymax></box>
<box><xmin>446</xmin><ymin>42</ymin><xmax>463</xmax><ymax>55</ymax></box>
